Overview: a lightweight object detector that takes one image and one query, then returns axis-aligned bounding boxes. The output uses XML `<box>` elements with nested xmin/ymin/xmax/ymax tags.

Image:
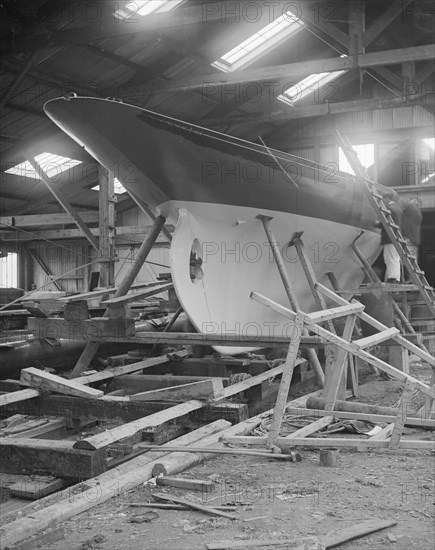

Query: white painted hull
<box><xmin>166</xmin><ymin>201</ymin><xmax>380</xmax><ymax>355</ymax></box>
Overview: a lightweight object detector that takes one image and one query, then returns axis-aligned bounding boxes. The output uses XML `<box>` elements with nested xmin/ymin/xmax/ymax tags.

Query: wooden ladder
<box><xmin>336</xmin><ymin>130</ymin><xmax>435</xmax><ymax>318</ymax></box>
<box><xmin>351</xmin><ymin>232</ymin><xmax>430</xmax><ymax>355</ymax></box>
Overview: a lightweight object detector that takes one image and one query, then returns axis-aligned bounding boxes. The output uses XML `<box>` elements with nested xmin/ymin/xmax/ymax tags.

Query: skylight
<box><xmin>91</xmin><ymin>178</ymin><xmax>126</xmax><ymax>195</ymax></box>
<box><xmin>212</xmin><ymin>11</ymin><xmax>304</xmax><ymax>72</ymax></box>
<box><xmin>338</xmin><ymin>144</ymin><xmax>374</xmax><ymax>176</ymax></box>
<box><xmin>5</xmin><ymin>153</ymin><xmax>82</xmax><ymax>180</ymax></box>
<box><xmin>278</xmin><ymin>69</ymin><xmax>346</xmax><ymax>105</ymax></box>
<box><xmin>115</xmin><ymin>0</ymin><xmax>184</xmax><ymax>19</ymax></box>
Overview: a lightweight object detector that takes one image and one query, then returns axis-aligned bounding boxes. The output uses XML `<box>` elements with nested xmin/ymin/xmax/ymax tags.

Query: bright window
<box><xmin>339</xmin><ymin>144</ymin><xmax>375</xmax><ymax>176</ymax></box>
<box><xmin>5</xmin><ymin>153</ymin><xmax>82</xmax><ymax>181</ymax></box>
<box><xmin>91</xmin><ymin>178</ymin><xmax>126</xmax><ymax>194</ymax></box>
<box><xmin>278</xmin><ymin>70</ymin><xmax>346</xmax><ymax>105</ymax></box>
<box><xmin>115</xmin><ymin>0</ymin><xmax>184</xmax><ymax>19</ymax></box>
<box><xmin>0</xmin><ymin>252</ymin><xmax>18</xmax><ymax>288</ymax></box>
<box><xmin>212</xmin><ymin>11</ymin><xmax>304</xmax><ymax>72</ymax></box>
<box><xmin>278</xmin><ymin>55</ymin><xmax>347</xmax><ymax>105</ymax></box>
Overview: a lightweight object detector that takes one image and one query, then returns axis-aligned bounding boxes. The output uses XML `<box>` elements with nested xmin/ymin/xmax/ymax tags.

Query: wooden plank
<box><xmin>316</xmin><ymin>283</ymin><xmax>435</xmax><ymax>367</ymax></box>
<box><xmin>100</xmin><ymin>283</ymin><xmax>173</xmax><ymax>306</ymax></box>
<box><xmin>206</xmin><ymin>537</ymin><xmax>320</xmax><ymax>549</ymax></box>
<box><xmin>221</xmin><ymin>435</ymin><xmax>435</xmax><ymax>451</ymax></box>
<box><xmin>8</xmin><ymin>477</ymin><xmax>68</xmax><ymax>500</ymax></box>
<box><xmin>251</xmin><ymin>292</ymin><xmax>435</xmax><ymax>399</ymax></box>
<box><xmin>156</xmin><ymin>476</ymin><xmax>215</xmax><ymax>493</ymax></box>
<box><xmin>131</xmin><ymin>378</ymin><xmax>224</xmax><ymax>402</ymax></box>
<box><xmin>285</xmin><ymin>407</ymin><xmax>434</xmax><ymax>429</ymax></box>
<box><xmin>0</xmin><ymin>389</ymin><xmax>40</xmax><ymax>407</ymax></box>
<box><xmin>113</xmin><ymin>374</ymin><xmax>227</xmax><ymax>394</ymax></box>
<box><xmin>306</xmin><ymin>303</ymin><xmax>364</xmax><ymax>323</ymax></box>
<box><xmin>324</xmin><ymin>315</ymin><xmax>356</xmax><ymax>411</ymax></box>
<box><xmin>322</xmin><ymin>519</ymin><xmax>398</xmax><ymax>548</ymax></box>
<box><xmin>58</xmin><ymin>281</ymin><xmax>163</xmax><ymax>302</ymax></box>
<box><xmin>152</xmin><ymin>492</ymin><xmax>237</xmax><ymax>520</ymax></box>
<box><xmin>352</xmin><ymin>327</ymin><xmax>400</xmax><ymax>349</ymax></box>
<box><xmin>137</xmin><ymin>445</ymin><xmax>297</xmax><ymax>460</ymax></box>
<box><xmin>129</xmin><ymin>503</ymin><xmax>236</xmax><ymax>511</ymax></box>
<box><xmin>285</xmin><ymin>416</ymin><xmax>334</xmax><ymax>439</ymax></box>
<box><xmin>8</xmin><ymin>419</ymin><xmax>67</xmax><ymax>439</ymax></box>
<box><xmin>0</xmin><ymin>211</ymin><xmax>99</xmax><ymax>227</ymax></box>
<box><xmin>74</xmin><ymin>353</ymin><xmax>173</xmax><ymax>385</ymax></box>
<box><xmin>210</xmin><ymin>358</ymin><xmax>304</xmax><ymax>402</ymax></box>
<box><xmin>267</xmin><ymin>314</ymin><xmax>304</xmax><ymax>447</ymax></box>
<box><xmin>206</xmin><ymin>519</ymin><xmax>397</xmax><ymax>549</ymax></box>
<box><xmin>20</xmin><ymin>368</ymin><xmax>103</xmax><ymax>399</ymax></box>
<box><xmin>0</xmin><ymin>438</ymin><xmax>106</xmax><ymax>479</ymax></box>
<box><xmin>73</xmin><ymin>400</ymin><xmax>205</xmax><ymax>450</ymax></box>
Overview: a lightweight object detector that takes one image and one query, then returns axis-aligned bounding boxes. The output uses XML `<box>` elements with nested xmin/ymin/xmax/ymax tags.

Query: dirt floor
<box><xmin>32</xmin><ymin>368</ymin><xmax>434</xmax><ymax>550</ymax></box>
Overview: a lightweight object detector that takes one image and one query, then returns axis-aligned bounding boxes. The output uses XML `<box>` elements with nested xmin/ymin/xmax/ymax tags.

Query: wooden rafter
<box><xmin>140</xmin><ymin>45</ymin><xmax>435</xmax><ymax>93</ymax></box>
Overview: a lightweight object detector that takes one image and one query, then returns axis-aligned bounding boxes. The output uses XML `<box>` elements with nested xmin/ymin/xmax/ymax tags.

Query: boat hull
<box><xmin>43</xmin><ymin>97</ymin><xmax>381</xmax><ymax>354</ymax></box>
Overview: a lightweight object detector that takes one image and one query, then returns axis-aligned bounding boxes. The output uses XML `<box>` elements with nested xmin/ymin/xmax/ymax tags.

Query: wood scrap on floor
<box><xmin>152</xmin><ymin>492</ymin><xmax>238</xmax><ymax>520</ymax></box>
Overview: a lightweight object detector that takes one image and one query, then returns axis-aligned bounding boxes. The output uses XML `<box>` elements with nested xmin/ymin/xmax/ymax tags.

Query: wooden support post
<box><xmin>257</xmin><ymin>216</ymin><xmax>324</xmax><ymax>385</ymax></box>
<box><xmin>71</xmin><ymin>214</ymin><xmax>167</xmax><ymax>377</ymax></box>
<box><xmin>266</xmin><ymin>313</ymin><xmax>304</xmax><ymax>448</ymax></box>
<box><xmin>98</xmin><ymin>166</ymin><xmax>115</xmax><ymax>288</ymax></box>
<box><xmin>324</xmin><ymin>315</ymin><xmax>357</xmax><ymax>411</ymax></box>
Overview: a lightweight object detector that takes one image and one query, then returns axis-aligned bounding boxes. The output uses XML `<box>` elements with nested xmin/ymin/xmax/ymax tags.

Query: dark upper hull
<box><xmin>44</xmin><ymin>97</ymin><xmax>378</xmax><ymax>233</ymax></box>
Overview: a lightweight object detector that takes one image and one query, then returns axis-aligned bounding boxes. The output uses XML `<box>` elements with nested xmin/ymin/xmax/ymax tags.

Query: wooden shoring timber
<box><xmin>58</xmin><ymin>281</ymin><xmax>164</xmax><ymax>302</ymax></box>
<box><xmin>20</xmin><ymin>368</ymin><xmax>104</xmax><ymax>399</ymax></box>
<box><xmin>210</xmin><ymin>358</ymin><xmax>305</xmax><ymax>402</ymax></box>
<box><xmin>0</xmin><ymin>389</ymin><xmax>40</xmax><ymax>407</ymax></box>
<box><xmin>74</xmin><ymin>358</ymin><xmax>302</xmax><ymax>450</ymax></box>
<box><xmin>289</xmin><ymin>233</ymin><xmax>358</xmax><ymax>397</ymax></box>
<box><xmin>131</xmin><ymin>378</ymin><xmax>224</xmax><ymax>402</ymax></box>
<box><xmin>100</xmin><ymin>282</ymin><xmax>173</xmax><ymax>306</ymax></box>
<box><xmin>257</xmin><ymin>214</ymin><xmax>324</xmax><ymax>385</ymax></box>
<box><xmin>251</xmin><ymin>291</ymin><xmax>435</xmax><ymax>399</ymax></box>
<box><xmin>284</xmin><ymin>416</ymin><xmax>335</xmax><ymax>439</ymax></box>
<box><xmin>0</xmin><ymin>420</ymin><xmax>233</xmax><ymax>548</ymax></box>
<box><xmin>72</xmin><ymin>214</ymin><xmax>168</xmax><ymax>377</ymax></box>
<box><xmin>306</xmin><ymin>303</ymin><xmax>364</xmax><ymax>323</ymax></box>
<box><xmin>266</xmin><ymin>314</ymin><xmax>304</xmax><ymax>448</ymax></box>
<box><xmin>1</xmin><ymin>393</ymin><xmax>247</xmax><ymax>427</ymax></box>
<box><xmin>316</xmin><ymin>283</ymin><xmax>435</xmax><ymax>367</ymax></box>
<box><xmin>0</xmin><ymin>438</ymin><xmax>106</xmax><ymax>479</ymax></box>
<box><xmin>352</xmin><ymin>327</ymin><xmax>400</xmax><ymax>349</ymax></box>
<box><xmin>0</xmin><ymin>353</ymin><xmax>177</xmax><ymax>408</ymax></box>
<box><xmin>221</xmin><ymin>435</ymin><xmax>435</xmax><ymax>451</ymax></box>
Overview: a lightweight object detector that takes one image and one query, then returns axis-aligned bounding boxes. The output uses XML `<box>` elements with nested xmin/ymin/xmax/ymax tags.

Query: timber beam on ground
<box><xmin>0</xmin><ymin>438</ymin><xmax>106</xmax><ymax>479</ymax></box>
<box><xmin>220</xmin><ymin>435</ymin><xmax>435</xmax><ymax>452</ymax></box>
<box><xmin>27</xmin><ymin>319</ymin><xmax>324</xmax><ymax>348</ymax></box>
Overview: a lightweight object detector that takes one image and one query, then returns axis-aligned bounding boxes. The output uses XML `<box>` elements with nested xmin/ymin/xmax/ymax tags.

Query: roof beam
<box><xmin>363</xmin><ymin>0</ymin><xmax>413</xmax><ymax>48</ymax></box>
<box><xmin>0</xmin><ymin>212</ymin><xmax>99</xmax><ymax>228</ymax></box>
<box><xmin>203</xmin><ymin>94</ymin><xmax>434</xmax><ymax>126</ymax></box>
<box><xmin>0</xmin><ymin>225</ymin><xmax>174</xmax><ymax>242</ymax></box>
<box><xmin>140</xmin><ymin>44</ymin><xmax>435</xmax><ymax>93</ymax></box>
